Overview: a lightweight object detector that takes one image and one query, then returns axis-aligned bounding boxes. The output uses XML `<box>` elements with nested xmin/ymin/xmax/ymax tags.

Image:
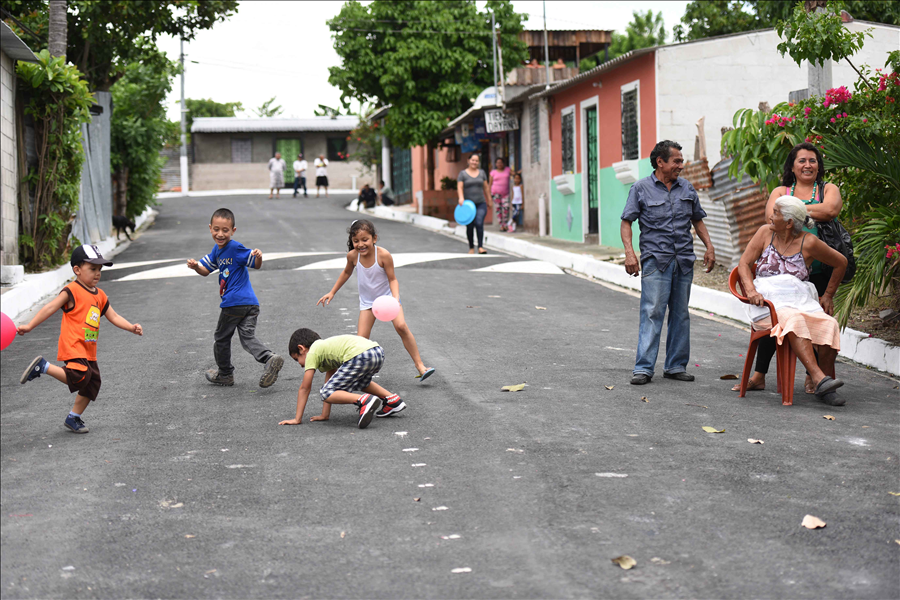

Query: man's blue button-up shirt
<box><xmin>621</xmin><ymin>172</ymin><xmax>707</xmax><ymax>275</ymax></box>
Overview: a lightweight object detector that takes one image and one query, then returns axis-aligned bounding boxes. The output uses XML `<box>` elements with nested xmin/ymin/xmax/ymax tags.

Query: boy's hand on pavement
<box><xmin>317</xmin><ymin>293</ymin><xmax>333</xmax><ymax>306</ymax></box>
<box><xmin>279</xmin><ymin>418</ymin><xmax>302</xmax><ymax>425</ymax></box>
<box><xmin>310</xmin><ymin>415</ymin><xmax>328</xmax><ymax>422</ymax></box>
<box><xmin>133</xmin><ymin>324</ymin><xmax>143</xmax><ymax>336</ymax></box>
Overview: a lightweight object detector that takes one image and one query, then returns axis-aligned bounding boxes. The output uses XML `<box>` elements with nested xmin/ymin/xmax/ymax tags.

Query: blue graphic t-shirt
<box><xmin>199</xmin><ymin>240</ymin><xmax>259</xmax><ymax>308</ymax></box>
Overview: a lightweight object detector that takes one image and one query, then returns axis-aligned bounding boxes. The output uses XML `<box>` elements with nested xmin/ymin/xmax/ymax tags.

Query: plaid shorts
<box><xmin>319</xmin><ymin>346</ymin><xmax>385</xmax><ymax>400</ymax></box>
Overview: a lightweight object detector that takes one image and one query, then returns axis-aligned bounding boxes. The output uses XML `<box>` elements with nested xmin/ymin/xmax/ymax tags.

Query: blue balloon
<box><xmin>454</xmin><ymin>200</ymin><xmax>477</xmax><ymax>225</ymax></box>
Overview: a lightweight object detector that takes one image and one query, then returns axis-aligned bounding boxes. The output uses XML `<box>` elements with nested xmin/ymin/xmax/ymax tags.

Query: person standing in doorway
<box><xmin>378</xmin><ymin>180</ymin><xmax>395</xmax><ymax>206</ymax></box>
<box><xmin>315</xmin><ymin>154</ymin><xmax>329</xmax><ymax>198</ymax></box>
<box><xmin>489</xmin><ymin>158</ymin><xmax>512</xmax><ymax>232</ymax></box>
<box><xmin>620</xmin><ymin>140</ymin><xmax>715</xmax><ymax>386</ymax></box>
<box><xmin>268</xmin><ymin>152</ymin><xmax>287</xmax><ymax>199</ymax></box>
<box><xmin>457</xmin><ymin>154</ymin><xmax>492</xmax><ymax>254</ymax></box>
<box><xmin>293</xmin><ymin>153</ymin><xmax>308</xmax><ymax>198</ymax></box>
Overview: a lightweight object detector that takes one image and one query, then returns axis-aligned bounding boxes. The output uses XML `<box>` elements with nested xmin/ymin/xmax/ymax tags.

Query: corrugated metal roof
<box><xmin>191</xmin><ymin>116</ymin><xmax>359</xmax><ymax>133</ymax></box>
<box><xmin>0</xmin><ymin>21</ymin><xmax>38</xmax><ymax>62</ymax></box>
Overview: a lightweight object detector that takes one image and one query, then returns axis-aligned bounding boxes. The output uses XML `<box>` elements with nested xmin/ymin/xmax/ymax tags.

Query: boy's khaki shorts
<box><xmin>64</xmin><ymin>359</ymin><xmax>101</xmax><ymax>401</ymax></box>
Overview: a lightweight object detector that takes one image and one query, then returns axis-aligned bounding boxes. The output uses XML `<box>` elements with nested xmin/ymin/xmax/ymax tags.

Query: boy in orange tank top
<box><xmin>16</xmin><ymin>245</ymin><xmax>143</xmax><ymax>434</ymax></box>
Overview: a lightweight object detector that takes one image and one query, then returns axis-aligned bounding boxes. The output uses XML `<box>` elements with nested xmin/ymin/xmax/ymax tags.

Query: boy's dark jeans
<box><xmin>214</xmin><ymin>305</ymin><xmax>272</xmax><ymax>376</ymax></box>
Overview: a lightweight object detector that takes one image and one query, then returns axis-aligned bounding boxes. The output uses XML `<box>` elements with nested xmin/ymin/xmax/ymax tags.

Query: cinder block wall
<box><xmin>1</xmin><ymin>50</ymin><xmax>19</xmax><ymax>265</ymax></box>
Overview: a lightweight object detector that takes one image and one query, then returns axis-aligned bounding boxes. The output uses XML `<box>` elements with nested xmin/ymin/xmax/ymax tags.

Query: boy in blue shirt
<box><xmin>187</xmin><ymin>208</ymin><xmax>283</xmax><ymax>387</ymax></box>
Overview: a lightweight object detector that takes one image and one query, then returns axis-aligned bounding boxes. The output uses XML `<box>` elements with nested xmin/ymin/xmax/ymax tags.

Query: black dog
<box><xmin>113</xmin><ymin>215</ymin><xmax>136</xmax><ymax>240</ymax></box>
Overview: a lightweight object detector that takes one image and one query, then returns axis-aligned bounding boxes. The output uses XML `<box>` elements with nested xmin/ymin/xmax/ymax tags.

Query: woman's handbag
<box><xmin>817</xmin><ymin>218</ymin><xmax>856</xmax><ymax>283</ymax></box>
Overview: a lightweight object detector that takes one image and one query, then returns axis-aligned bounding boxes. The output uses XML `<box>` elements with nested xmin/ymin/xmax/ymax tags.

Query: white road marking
<box><xmin>295</xmin><ymin>252</ymin><xmax>493</xmax><ymax>270</ymax></box>
<box><xmin>115</xmin><ymin>252</ymin><xmax>338</xmax><ymax>281</ymax></box>
<box><xmin>470</xmin><ymin>260</ymin><xmax>563</xmax><ymax>274</ymax></box>
<box><xmin>106</xmin><ymin>258</ymin><xmax>186</xmax><ymax>271</ymax></box>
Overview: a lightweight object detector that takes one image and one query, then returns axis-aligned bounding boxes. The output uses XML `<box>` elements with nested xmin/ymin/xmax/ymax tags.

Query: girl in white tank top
<box><xmin>317</xmin><ymin>220</ymin><xmax>435</xmax><ymax>383</ymax></box>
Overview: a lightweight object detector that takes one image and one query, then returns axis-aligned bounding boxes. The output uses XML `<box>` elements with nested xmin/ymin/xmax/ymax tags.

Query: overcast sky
<box><xmin>157</xmin><ymin>1</ymin><xmax>690</xmax><ymax>123</ymax></box>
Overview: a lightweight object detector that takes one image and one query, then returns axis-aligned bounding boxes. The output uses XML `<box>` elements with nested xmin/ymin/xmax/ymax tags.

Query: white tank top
<box><xmin>512</xmin><ymin>185</ymin><xmax>523</xmax><ymax>204</ymax></box>
<box><xmin>356</xmin><ymin>245</ymin><xmax>394</xmax><ymax>310</ymax></box>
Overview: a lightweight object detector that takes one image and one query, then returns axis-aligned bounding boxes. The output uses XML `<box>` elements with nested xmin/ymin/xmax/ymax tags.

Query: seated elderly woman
<box><xmin>738</xmin><ymin>196</ymin><xmax>848</xmax><ymax>405</ymax></box>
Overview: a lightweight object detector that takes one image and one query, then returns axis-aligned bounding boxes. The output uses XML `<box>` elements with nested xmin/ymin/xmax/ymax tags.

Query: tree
<box><xmin>254</xmin><ymin>96</ymin><xmax>283</xmax><ymax>118</ymax></box>
<box><xmin>674</xmin><ymin>0</ymin><xmax>900</xmax><ymax>42</ymax></box>
<box><xmin>47</xmin><ymin>0</ymin><xmax>66</xmax><ymax>58</ymax></box>
<box><xmin>314</xmin><ymin>104</ymin><xmax>349</xmax><ymax>118</ymax></box>
<box><xmin>182</xmin><ymin>97</ymin><xmax>244</xmax><ymax>132</ymax></box>
<box><xmin>327</xmin><ymin>0</ymin><xmax>528</xmax><ymax>148</ymax></box>
<box><xmin>3</xmin><ymin>0</ymin><xmax>238</xmax><ymax>90</ymax></box>
<box><xmin>608</xmin><ymin>10</ymin><xmax>666</xmax><ymax>60</ymax></box>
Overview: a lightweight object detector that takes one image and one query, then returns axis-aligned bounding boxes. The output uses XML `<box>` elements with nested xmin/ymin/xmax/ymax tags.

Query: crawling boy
<box><xmin>279</xmin><ymin>328</ymin><xmax>406</xmax><ymax>429</ymax></box>
<box><xmin>17</xmin><ymin>244</ymin><xmax>143</xmax><ymax>433</ymax></box>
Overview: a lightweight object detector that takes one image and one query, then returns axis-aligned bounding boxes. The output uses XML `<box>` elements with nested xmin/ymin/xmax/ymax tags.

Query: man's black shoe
<box><xmin>664</xmin><ymin>372</ymin><xmax>695</xmax><ymax>382</ymax></box>
<box><xmin>630</xmin><ymin>374</ymin><xmax>651</xmax><ymax>385</ymax></box>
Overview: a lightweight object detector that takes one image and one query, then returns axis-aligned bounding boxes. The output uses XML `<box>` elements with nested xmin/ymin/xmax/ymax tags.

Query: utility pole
<box><xmin>491</xmin><ymin>11</ymin><xmax>499</xmax><ymax>106</ymax></box>
<box><xmin>543</xmin><ymin>1</ymin><xmax>551</xmax><ymax>89</ymax></box>
<box><xmin>180</xmin><ymin>37</ymin><xmax>190</xmax><ymax>194</ymax></box>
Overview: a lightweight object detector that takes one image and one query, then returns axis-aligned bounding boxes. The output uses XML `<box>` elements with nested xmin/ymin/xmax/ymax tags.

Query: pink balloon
<box><xmin>372</xmin><ymin>296</ymin><xmax>400</xmax><ymax>322</ymax></box>
<box><xmin>0</xmin><ymin>312</ymin><xmax>16</xmax><ymax>351</ymax></box>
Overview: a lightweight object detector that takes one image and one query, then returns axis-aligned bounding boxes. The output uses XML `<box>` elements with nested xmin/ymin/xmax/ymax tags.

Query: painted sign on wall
<box><xmin>485</xmin><ymin>109</ymin><xmax>519</xmax><ymax>133</ymax></box>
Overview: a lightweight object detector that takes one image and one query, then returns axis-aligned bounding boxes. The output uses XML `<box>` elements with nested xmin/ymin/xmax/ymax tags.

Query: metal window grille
<box><xmin>530</xmin><ymin>103</ymin><xmax>540</xmax><ymax>164</ymax></box>
<box><xmin>561</xmin><ymin>111</ymin><xmax>575</xmax><ymax>173</ymax></box>
<box><xmin>327</xmin><ymin>137</ymin><xmax>349</xmax><ymax>161</ymax></box>
<box><xmin>621</xmin><ymin>89</ymin><xmax>639</xmax><ymax>161</ymax></box>
<box><xmin>231</xmin><ymin>138</ymin><xmax>252</xmax><ymax>163</ymax></box>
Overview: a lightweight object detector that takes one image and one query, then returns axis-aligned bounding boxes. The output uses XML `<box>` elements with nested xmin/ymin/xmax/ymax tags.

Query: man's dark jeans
<box><xmin>293</xmin><ymin>176</ymin><xmax>307</xmax><ymax>197</ymax></box>
<box><xmin>214</xmin><ymin>305</ymin><xmax>272</xmax><ymax>376</ymax></box>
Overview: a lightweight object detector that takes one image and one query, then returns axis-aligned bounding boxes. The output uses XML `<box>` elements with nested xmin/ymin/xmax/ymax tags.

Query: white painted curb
<box><xmin>358</xmin><ymin>205</ymin><xmax>899</xmax><ymax>376</ymax></box>
<box><xmin>1</xmin><ymin>208</ymin><xmax>156</xmax><ymax>322</ymax></box>
<box><xmin>158</xmin><ymin>188</ymin><xmax>360</xmax><ymax>199</ymax></box>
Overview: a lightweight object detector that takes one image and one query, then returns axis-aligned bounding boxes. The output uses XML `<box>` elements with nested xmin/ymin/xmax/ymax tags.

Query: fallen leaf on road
<box><xmin>535</xmin><ymin>306</ymin><xmax>547</xmax><ymax>310</ymax></box>
<box><xmin>185</xmin><ymin>535</ymin><xmax>195</xmax><ymax>538</ymax></box>
<box><xmin>801</xmin><ymin>515</ymin><xmax>826</xmax><ymax>529</ymax></box>
<box><xmin>702</xmin><ymin>427</ymin><xmax>725</xmax><ymax>433</ymax></box>
<box><xmin>824</xmin><ymin>415</ymin><xmax>835</xmax><ymax>421</ymax></box>
<box><xmin>650</xmin><ymin>557</ymin><xmax>670</xmax><ymax>565</ymax></box>
<box><xmin>641</xmin><ymin>397</ymin><xmax>649</xmax><ymax>402</ymax></box>
<box><xmin>413</xmin><ymin>498</ymin><xmax>420</xmax><ymax>502</ymax></box>
<box><xmin>501</xmin><ymin>383</ymin><xmax>526</xmax><ymax>392</ymax></box>
<box><xmin>340</xmin><ymin>531</ymin><xmax>345</xmax><ymax>538</ymax></box>
<box><xmin>605</xmin><ymin>385</ymin><xmax>615</xmax><ymax>390</ymax></box>
<box><xmin>611</xmin><ymin>556</ymin><xmax>636</xmax><ymax>570</ymax></box>
<box><xmin>465</xmin><ymin>305</ymin><xmax>474</xmax><ymax>308</ymax></box>
<box><xmin>888</xmin><ymin>492</ymin><xmax>900</xmax><ymax>496</ymax></box>
<box><xmin>451</xmin><ymin>568</ymin><xmax>472</xmax><ymax>573</ymax></box>
<box><xmin>719</xmin><ymin>374</ymin><xmax>739</xmax><ymax>380</ymax></box>
<box><xmin>506</xmin><ymin>448</ymin><xmax>524</xmax><ymax>454</ymax></box>
<box><xmin>488</xmin><ymin>295</ymin><xmax>501</xmax><ymax>298</ymax></box>
<box><xmin>205</xmin><ymin>569</ymin><xmax>217</xmax><ymax>575</ymax></box>
<box><xmin>747</xmin><ymin>438</ymin><xmax>764</xmax><ymax>444</ymax></box>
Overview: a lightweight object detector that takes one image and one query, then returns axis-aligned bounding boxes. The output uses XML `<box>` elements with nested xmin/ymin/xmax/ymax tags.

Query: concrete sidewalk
<box><xmin>355</xmin><ymin>203</ymin><xmax>899</xmax><ymax>376</ymax></box>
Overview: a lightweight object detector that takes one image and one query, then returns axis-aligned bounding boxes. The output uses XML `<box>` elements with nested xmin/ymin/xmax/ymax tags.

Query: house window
<box><xmin>530</xmin><ymin>102</ymin><xmax>540</xmax><ymax>164</ymax></box>
<box><xmin>621</xmin><ymin>81</ymin><xmax>640</xmax><ymax>161</ymax></box>
<box><xmin>446</xmin><ymin>145</ymin><xmax>461</xmax><ymax>163</ymax></box>
<box><xmin>327</xmin><ymin>136</ymin><xmax>349</xmax><ymax>161</ymax></box>
<box><xmin>231</xmin><ymin>138</ymin><xmax>252</xmax><ymax>163</ymax></box>
<box><xmin>561</xmin><ymin>106</ymin><xmax>575</xmax><ymax>174</ymax></box>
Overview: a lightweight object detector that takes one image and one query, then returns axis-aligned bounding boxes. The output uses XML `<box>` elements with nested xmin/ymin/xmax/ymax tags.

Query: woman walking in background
<box><xmin>457</xmin><ymin>155</ymin><xmax>492</xmax><ymax>254</ymax></box>
<box><xmin>489</xmin><ymin>158</ymin><xmax>512</xmax><ymax>232</ymax></box>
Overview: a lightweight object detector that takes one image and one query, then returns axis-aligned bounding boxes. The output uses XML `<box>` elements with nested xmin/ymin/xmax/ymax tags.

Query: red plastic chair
<box><xmin>728</xmin><ymin>265</ymin><xmax>797</xmax><ymax>405</ymax></box>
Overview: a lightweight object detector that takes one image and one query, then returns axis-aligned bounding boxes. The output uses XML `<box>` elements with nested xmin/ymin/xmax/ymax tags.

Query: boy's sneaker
<box><xmin>356</xmin><ymin>394</ymin><xmax>381</xmax><ymax>429</ymax></box>
<box><xmin>259</xmin><ymin>354</ymin><xmax>284</xmax><ymax>388</ymax></box>
<box><xmin>64</xmin><ymin>414</ymin><xmax>89</xmax><ymax>434</ymax></box>
<box><xmin>376</xmin><ymin>394</ymin><xmax>407</xmax><ymax>418</ymax></box>
<box><xmin>20</xmin><ymin>356</ymin><xmax>47</xmax><ymax>384</ymax></box>
<box><xmin>205</xmin><ymin>369</ymin><xmax>234</xmax><ymax>386</ymax></box>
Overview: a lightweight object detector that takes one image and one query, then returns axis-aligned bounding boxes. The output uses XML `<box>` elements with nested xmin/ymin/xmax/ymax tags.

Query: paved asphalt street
<box><xmin>2</xmin><ymin>194</ymin><xmax>898</xmax><ymax>599</ymax></box>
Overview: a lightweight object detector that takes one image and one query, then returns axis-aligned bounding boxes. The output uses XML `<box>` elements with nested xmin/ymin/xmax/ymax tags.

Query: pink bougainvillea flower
<box><xmin>863</xmin><ymin>118</ymin><xmax>868</xmax><ymax>123</ymax></box>
<box><xmin>830</xmin><ymin>118</ymin><xmax>836</xmax><ymax>123</ymax></box>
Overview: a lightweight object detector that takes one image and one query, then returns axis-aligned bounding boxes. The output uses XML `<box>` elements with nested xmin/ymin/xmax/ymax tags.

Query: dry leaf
<box><xmin>747</xmin><ymin>438</ymin><xmax>764</xmax><ymax>444</ymax></box>
<box><xmin>823</xmin><ymin>415</ymin><xmax>835</xmax><ymax>420</ymax></box>
<box><xmin>184</xmin><ymin>535</ymin><xmax>195</xmax><ymax>538</ymax></box>
<box><xmin>611</xmin><ymin>555</ymin><xmax>636</xmax><ymax>570</ymax></box>
<box><xmin>605</xmin><ymin>385</ymin><xmax>615</xmax><ymax>390</ymax></box>
<box><xmin>451</xmin><ymin>567</ymin><xmax>472</xmax><ymax>574</ymax></box>
<box><xmin>641</xmin><ymin>397</ymin><xmax>649</xmax><ymax>402</ymax></box>
<box><xmin>801</xmin><ymin>515</ymin><xmax>826</xmax><ymax>529</ymax></box>
<box><xmin>719</xmin><ymin>374</ymin><xmax>739</xmax><ymax>380</ymax></box>
<box><xmin>702</xmin><ymin>426</ymin><xmax>725</xmax><ymax>433</ymax></box>
<box><xmin>488</xmin><ymin>295</ymin><xmax>501</xmax><ymax>298</ymax></box>
<box><xmin>413</xmin><ymin>498</ymin><xmax>421</xmax><ymax>502</ymax></box>
<box><xmin>895</xmin><ymin>540</ymin><xmax>900</xmax><ymax>545</ymax></box>
<box><xmin>535</xmin><ymin>306</ymin><xmax>547</xmax><ymax>310</ymax></box>
<box><xmin>650</xmin><ymin>557</ymin><xmax>670</xmax><ymax>565</ymax></box>
<box><xmin>501</xmin><ymin>383</ymin><xmax>526</xmax><ymax>392</ymax></box>
<box><xmin>340</xmin><ymin>531</ymin><xmax>345</xmax><ymax>538</ymax></box>
<box><xmin>888</xmin><ymin>492</ymin><xmax>900</xmax><ymax>496</ymax></box>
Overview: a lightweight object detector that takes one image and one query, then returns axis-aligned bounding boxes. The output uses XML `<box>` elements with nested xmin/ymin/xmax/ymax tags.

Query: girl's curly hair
<box><xmin>347</xmin><ymin>219</ymin><xmax>377</xmax><ymax>251</ymax></box>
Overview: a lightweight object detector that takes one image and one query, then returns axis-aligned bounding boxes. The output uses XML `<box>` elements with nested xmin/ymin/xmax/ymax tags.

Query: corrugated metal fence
<box><xmin>70</xmin><ymin>91</ymin><xmax>112</xmax><ymax>246</ymax></box>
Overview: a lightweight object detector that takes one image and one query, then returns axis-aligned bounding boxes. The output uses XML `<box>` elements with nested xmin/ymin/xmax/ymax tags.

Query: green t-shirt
<box><xmin>305</xmin><ymin>335</ymin><xmax>379</xmax><ymax>373</ymax></box>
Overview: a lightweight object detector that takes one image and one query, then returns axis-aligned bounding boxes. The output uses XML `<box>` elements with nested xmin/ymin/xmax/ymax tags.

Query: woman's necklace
<box><xmin>790</xmin><ymin>179</ymin><xmax>818</xmax><ymax>203</ymax></box>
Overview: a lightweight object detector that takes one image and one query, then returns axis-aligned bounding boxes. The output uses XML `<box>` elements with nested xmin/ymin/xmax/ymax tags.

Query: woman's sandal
<box><xmin>415</xmin><ymin>367</ymin><xmax>436</xmax><ymax>382</ymax></box>
<box><xmin>731</xmin><ymin>380</ymin><xmax>765</xmax><ymax>392</ymax></box>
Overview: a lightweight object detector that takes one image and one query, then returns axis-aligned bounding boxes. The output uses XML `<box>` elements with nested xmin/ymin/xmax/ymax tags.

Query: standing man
<box><xmin>292</xmin><ymin>153</ymin><xmax>308</xmax><ymax>198</ymax></box>
<box><xmin>620</xmin><ymin>140</ymin><xmax>715</xmax><ymax>386</ymax></box>
<box><xmin>267</xmin><ymin>152</ymin><xmax>287</xmax><ymax>199</ymax></box>
<box><xmin>314</xmin><ymin>154</ymin><xmax>329</xmax><ymax>198</ymax></box>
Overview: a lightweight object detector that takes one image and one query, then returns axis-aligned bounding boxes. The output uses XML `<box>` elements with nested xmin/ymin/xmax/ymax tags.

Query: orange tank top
<box><xmin>57</xmin><ymin>281</ymin><xmax>109</xmax><ymax>362</ymax></box>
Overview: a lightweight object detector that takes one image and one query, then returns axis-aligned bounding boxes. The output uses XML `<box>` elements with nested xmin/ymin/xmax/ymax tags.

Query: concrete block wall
<box><xmin>0</xmin><ymin>50</ymin><xmax>18</xmax><ymax>266</ymax></box>
<box><xmin>518</xmin><ymin>98</ymin><xmax>551</xmax><ymax>234</ymax></box>
<box><xmin>191</xmin><ymin>161</ymin><xmax>374</xmax><ymax>191</ymax></box>
<box><xmin>656</xmin><ymin>23</ymin><xmax>899</xmax><ymax>165</ymax></box>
